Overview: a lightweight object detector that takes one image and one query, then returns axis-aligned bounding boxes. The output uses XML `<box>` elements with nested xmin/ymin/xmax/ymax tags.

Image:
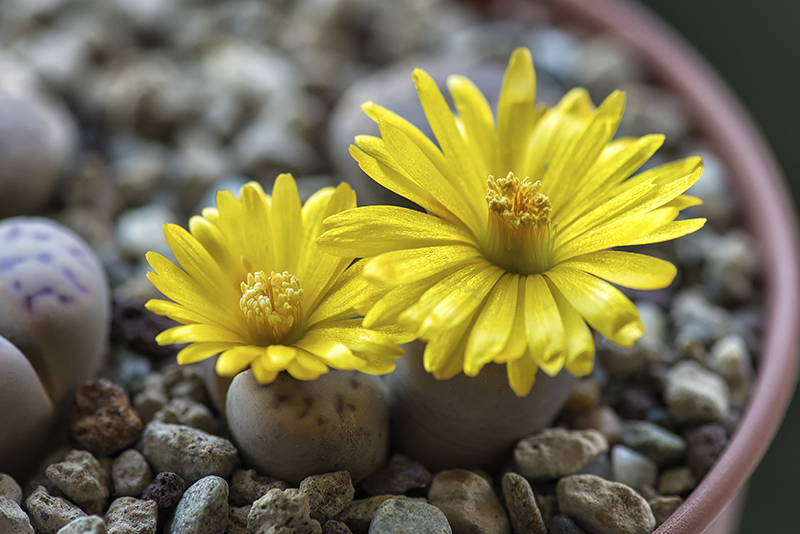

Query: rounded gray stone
<box><xmin>299</xmin><ymin>471</ymin><xmax>355</xmax><ymax>523</ymax></box>
<box><xmin>665</xmin><ymin>360</ymin><xmax>730</xmax><ymax>423</ymax></box>
<box><xmin>0</xmin><ymin>473</ymin><xmax>23</xmax><ymax>505</ymax></box>
<box><xmin>620</xmin><ymin>421</ymin><xmax>687</xmax><ymax>466</ymax></box>
<box><xmin>105</xmin><ymin>497</ymin><xmax>157</xmax><ymax>534</ymax></box>
<box><xmin>501</xmin><ymin>473</ymin><xmax>546</xmax><ymax>534</ymax></box>
<box><xmin>557</xmin><ymin>475</ymin><xmax>656</xmax><ymax>534</ymax></box>
<box><xmin>514</xmin><ymin>428</ymin><xmax>609</xmax><ymax>480</ymax></box>
<box><xmin>55</xmin><ymin>515</ymin><xmax>107</xmax><ymax>534</ymax></box>
<box><xmin>368</xmin><ymin>499</ymin><xmax>451</xmax><ymax>534</ymax></box>
<box><xmin>247</xmin><ymin>488</ymin><xmax>321</xmax><ymax>534</ymax></box>
<box><xmin>428</xmin><ymin>469</ymin><xmax>510</xmax><ymax>534</ymax></box>
<box><xmin>610</xmin><ymin>445</ymin><xmax>658</xmax><ymax>492</ymax></box>
<box><xmin>46</xmin><ymin>450</ymin><xmax>109</xmax><ymax>515</ymax></box>
<box><xmin>168</xmin><ymin>476</ymin><xmax>229</xmax><ymax>534</ymax></box>
<box><xmin>141</xmin><ymin>422</ymin><xmax>238</xmax><ymax>485</ymax></box>
<box><xmin>0</xmin><ymin>496</ymin><xmax>34</xmax><ymax>534</ymax></box>
<box><xmin>335</xmin><ymin>496</ymin><xmax>426</xmax><ymax>534</ymax></box>
<box><xmin>112</xmin><ymin>449</ymin><xmax>153</xmax><ymax>498</ymax></box>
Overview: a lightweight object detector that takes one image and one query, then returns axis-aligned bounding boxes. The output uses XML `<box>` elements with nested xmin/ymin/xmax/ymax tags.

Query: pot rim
<box><xmin>522</xmin><ymin>0</ymin><xmax>800</xmax><ymax>531</ymax></box>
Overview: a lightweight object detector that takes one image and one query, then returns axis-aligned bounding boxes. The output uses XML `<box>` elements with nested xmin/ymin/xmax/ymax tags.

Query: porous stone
<box><xmin>501</xmin><ymin>473</ymin><xmax>546</xmax><ymax>534</ymax></box>
<box><xmin>227</xmin><ymin>505</ymin><xmax>250</xmax><ymax>534</ymax></box>
<box><xmin>247</xmin><ymin>488</ymin><xmax>321</xmax><ymax>534</ymax></box>
<box><xmin>141</xmin><ymin>472</ymin><xmax>185</xmax><ymax>508</ymax></box>
<box><xmin>226</xmin><ymin>370</ymin><xmax>388</xmax><ymax>485</ymax></box>
<box><xmin>610</xmin><ymin>445</ymin><xmax>658</xmax><ymax>492</ymax></box>
<box><xmin>56</xmin><ymin>515</ymin><xmax>107</xmax><ymax>534</ymax></box>
<box><xmin>368</xmin><ymin>499</ymin><xmax>451</xmax><ymax>534</ymax></box>
<box><xmin>152</xmin><ymin>398</ymin><xmax>216</xmax><ymax>434</ymax></box>
<box><xmin>620</xmin><ymin>421</ymin><xmax>686</xmax><ymax>466</ymax></box>
<box><xmin>549</xmin><ymin>515</ymin><xmax>587</xmax><ymax>534</ymax></box>
<box><xmin>514</xmin><ymin>428</ymin><xmax>609</xmax><ymax>480</ymax></box>
<box><xmin>105</xmin><ymin>497</ymin><xmax>157</xmax><ymax>534</ymax></box>
<box><xmin>0</xmin><ymin>473</ymin><xmax>23</xmax><ymax>504</ymax></box>
<box><xmin>648</xmin><ymin>496</ymin><xmax>683</xmax><ymax>526</ymax></box>
<box><xmin>70</xmin><ymin>379</ymin><xmax>143</xmax><ymax>457</ymax></box>
<box><xmin>141</xmin><ymin>422</ymin><xmax>238</xmax><ymax>485</ymax></box>
<box><xmin>168</xmin><ymin>476</ymin><xmax>229</xmax><ymax>534</ymax></box>
<box><xmin>25</xmin><ymin>486</ymin><xmax>87</xmax><ymax>534</ymax></box>
<box><xmin>46</xmin><ymin>450</ymin><xmax>109</xmax><ymax>515</ymax></box>
<box><xmin>322</xmin><ymin>520</ymin><xmax>353</xmax><ymax>534</ymax></box>
<box><xmin>658</xmin><ymin>467</ymin><xmax>697</xmax><ymax>495</ymax></box>
<box><xmin>0</xmin><ymin>496</ymin><xmax>34</xmax><ymax>534</ymax></box>
<box><xmin>361</xmin><ymin>457</ymin><xmax>431</xmax><ymax>496</ymax></box>
<box><xmin>664</xmin><ymin>361</ymin><xmax>730</xmax><ymax>423</ymax></box>
<box><xmin>299</xmin><ymin>471</ymin><xmax>355</xmax><ymax>523</ymax></box>
<box><xmin>229</xmin><ymin>470</ymin><xmax>289</xmax><ymax>507</ymax></box>
<box><xmin>557</xmin><ymin>475</ymin><xmax>656</xmax><ymax>534</ymax></box>
<box><xmin>335</xmin><ymin>496</ymin><xmax>426</xmax><ymax>534</ymax></box>
<box><xmin>111</xmin><ymin>449</ymin><xmax>152</xmax><ymax>498</ymax></box>
<box><xmin>133</xmin><ymin>389</ymin><xmax>169</xmax><ymax>425</ymax></box>
<box><xmin>685</xmin><ymin>423</ymin><xmax>729</xmax><ymax>478</ymax></box>
<box><xmin>428</xmin><ymin>469</ymin><xmax>510</xmax><ymax>534</ymax></box>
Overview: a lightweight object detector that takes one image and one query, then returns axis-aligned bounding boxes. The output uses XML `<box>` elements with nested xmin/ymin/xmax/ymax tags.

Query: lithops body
<box><xmin>226</xmin><ymin>370</ymin><xmax>389</xmax><ymax>485</ymax></box>
<box><xmin>0</xmin><ymin>218</ymin><xmax>110</xmax><ymax>474</ymax></box>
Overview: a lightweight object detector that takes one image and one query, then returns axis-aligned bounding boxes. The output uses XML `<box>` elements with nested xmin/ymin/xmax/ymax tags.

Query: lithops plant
<box><xmin>0</xmin><ymin>218</ymin><xmax>110</xmax><ymax>474</ymax></box>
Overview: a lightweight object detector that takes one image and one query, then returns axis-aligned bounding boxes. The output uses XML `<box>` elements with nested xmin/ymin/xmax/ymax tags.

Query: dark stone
<box><xmin>111</xmin><ymin>296</ymin><xmax>177</xmax><ymax>359</ymax></box>
<box><xmin>550</xmin><ymin>514</ymin><xmax>587</xmax><ymax>534</ymax></box>
<box><xmin>323</xmin><ymin>519</ymin><xmax>354</xmax><ymax>534</ymax></box>
<box><xmin>69</xmin><ymin>378</ymin><xmax>144</xmax><ymax>456</ymax></box>
<box><xmin>616</xmin><ymin>388</ymin><xmax>657</xmax><ymax>420</ymax></box>
<box><xmin>361</xmin><ymin>457</ymin><xmax>431</xmax><ymax>496</ymax></box>
<box><xmin>685</xmin><ymin>423</ymin><xmax>728</xmax><ymax>478</ymax></box>
<box><xmin>141</xmin><ymin>472</ymin><xmax>186</xmax><ymax>508</ymax></box>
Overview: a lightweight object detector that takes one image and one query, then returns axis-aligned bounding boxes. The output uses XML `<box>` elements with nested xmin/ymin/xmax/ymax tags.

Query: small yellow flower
<box><xmin>318</xmin><ymin>48</ymin><xmax>706</xmax><ymax>396</ymax></box>
<box><xmin>146</xmin><ymin>174</ymin><xmax>410</xmax><ymax>384</ymax></box>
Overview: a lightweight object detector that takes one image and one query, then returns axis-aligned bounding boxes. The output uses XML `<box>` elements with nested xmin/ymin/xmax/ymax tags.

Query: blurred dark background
<box><xmin>634</xmin><ymin>1</ymin><xmax>800</xmax><ymax>531</ymax></box>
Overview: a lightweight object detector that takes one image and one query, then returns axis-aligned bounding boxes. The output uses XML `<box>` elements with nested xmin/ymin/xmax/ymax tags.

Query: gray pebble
<box><xmin>665</xmin><ymin>361</ymin><xmax>730</xmax><ymax>423</ymax></box>
<box><xmin>168</xmin><ymin>476</ymin><xmax>229</xmax><ymax>534</ymax></box>
<box><xmin>501</xmin><ymin>473</ymin><xmax>546</xmax><ymax>534</ymax></box>
<box><xmin>702</xmin><ymin>231</ymin><xmax>760</xmax><ymax>303</ymax></box>
<box><xmin>514</xmin><ymin>428</ymin><xmax>609</xmax><ymax>480</ymax></box>
<box><xmin>620</xmin><ymin>421</ymin><xmax>687</xmax><ymax>466</ymax></box>
<box><xmin>549</xmin><ymin>515</ymin><xmax>587</xmax><ymax>534</ymax></box>
<box><xmin>153</xmin><ymin>398</ymin><xmax>217</xmax><ymax>434</ymax></box>
<box><xmin>105</xmin><ymin>497</ymin><xmax>157</xmax><ymax>534</ymax></box>
<box><xmin>56</xmin><ymin>515</ymin><xmax>107</xmax><ymax>534</ymax></box>
<box><xmin>299</xmin><ymin>471</ymin><xmax>355</xmax><ymax>523</ymax></box>
<box><xmin>247</xmin><ymin>488</ymin><xmax>321</xmax><ymax>534</ymax></box>
<box><xmin>141</xmin><ymin>422</ymin><xmax>238</xmax><ymax>485</ymax></box>
<box><xmin>670</xmin><ymin>290</ymin><xmax>732</xmax><ymax>349</ymax></box>
<box><xmin>525</xmin><ymin>27</ymin><xmax>582</xmax><ymax>82</ymax></box>
<box><xmin>322</xmin><ymin>520</ymin><xmax>353</xmax><ymax>534</ymax></box>
<box><xmin>686</xmin><ymin>423</ymin><xmax>729</xmax><ymax>478</ymax></box>
<box><xmin>428</xmin><ymin>469</ymin><xmax>509</xmax><ymax>534</ymax></box>
<box><xmin>708</xmin><ymin>334</ymin><xmax>753</xmax><ymax>387</ymax></box>
<box><xmin>112</xmin><ymin>450</ymin><xmax>152</xmax><ymax>498</ymax></box>
<box><xmin>115</xmin><ymin>204</ymin><xmax>178</xmax><ymax>261</ymax></box>
<box><xmin>368</xmin><ymin>499</ymin><xmax>451</xmax><ymax>534</ymax></box>
<box><xmin>229</xmin><ymin>470</ymin><xmax>289</xmax><ymax>507</ymax></box>
<box><xmin>25</xmin><ymin>486</ymin><xmax>87</xmax><ymax>534</ymax></box>
<box><xmin>657</xmin><ymin>466</ymin><xmax>697</xmax><ymax>496</ymax></box>
<box><xmin>610</xmin><ymin>445</ymin><xmax>658</xmax><ymax>492</ymax></box>
<box><xmin>557</xmin><ymin>475</ymin><xmax>655</xmax><ymax>534</ymax></box>
<box><xmin>46</xmin><ymin>450</ymin><xmax>109</xmax><ymax>515</ymax></box>
<box><xmin>0</xmin><ymin>496</ymin><xmax>34</xmax><ymax>534</ymax></box>
<box><xmin>133</xmin><ymin>389</ymin><xmax>169</xmax><ymax>425</ymax></box>
<box><xmin>0</xmin><ymin>473</ymin><xmax>23</xmax><ymax>505</ymax></box>
<box><xmin>335</xmin><ymin>496</ymin><xmax>426</xmax><ymax>534</ymax></box>
<box><xmin>648</xmin><ymin>496</ymin><xmax>683</xmax><ymax>526</ymax></box>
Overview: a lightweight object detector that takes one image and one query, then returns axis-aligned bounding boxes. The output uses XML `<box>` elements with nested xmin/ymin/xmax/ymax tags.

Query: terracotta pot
<box><xmin>469</xmin><ymin>0</ymin><xmax>800</xmax><ymax>532</ymax></box>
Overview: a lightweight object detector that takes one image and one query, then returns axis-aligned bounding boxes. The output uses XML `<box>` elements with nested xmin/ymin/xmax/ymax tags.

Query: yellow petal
<box><xmin>163</xmin><ymin>224</ymin><xmax>234</xmax><ymax>302</ymax></box>
<box><xmin>176</xmin><ymin>342</ymin><xmax>237</xmax><ymax>364</ymax></box>
<box><xmin>156</xmin><ymin>323</ymin><xmax>246</xmax><ymax>345</ymax></box>
<box><xmin>506</xmin><ymin>353</ymin><xmax>539</xmax><ymax>397</ymax></box>
<box><xmin>559</xmin><ymin>251</ymin><xmax>677</xmax><ymax>290</ymax></box>
<box><xmin>424</xmin><ymin>316</ymin><xmax>474</xmax><ymax>379</ymax></box>
<box><xmin>448</xmin><ymin>74</ymin><xmax>499</xmax><ymax>178</ymax></box>
<box><xmin>308</xmin><ymin>260</ymin><xmax>377</xmax><ymax>326</ymax></box>
<box><xmin>188</xmin><ymin>215</ymin><xmax>241</xmax><ymax>282</ymax></box>
<box><xmin>145</xmin><ymin>298</ymin><xmax>205</xmax><ymax>325</ymax></box>
<box><xmin>623</xmin><ymin>218</ymin><xmax>707</xmax><ymax>246</ymax></box>
<box><xmin>364</xmin><ymin>245</ymin><xmax>481</xmax><ymax>285</ymax></box>
<box><xmin>285</xmin><ymin>358</ymin><xmax>325</xmax><ymax>381</ymax></box>
<box><xmin>217</xmin><ymin>345</ymin><xmax>264</xmax><ymax>376</ymax></box>
<box><xmin>464</xmin><ymin>273</ymin><xmax>519</xmax><ymax>374</ymax></box>
<box><xmin>548</xmin><ymin>279</ymin><xmax>595</xmax><ymax>376</ymax></box>
<box><xmin>318</xmin><ymin>206</ymin><xmax>473</xmax><ymax>257</ymax></box>
<box><xmin>294</xmin><ymin>330</ymin><xmax>365</xmax><ymax>370</ymax></box>
<box><xmin>497</xmin><ymin>48</ymin><xmax>537</xmax><ymax>174</ymax></box>
<box><xmin>250</xmin><ymin>358</ymin><xmax>280</xmax><ymax>384</ymax></box>
<box><xmin>494</xmin><ymin>277</ymin><xmax>528</xmax><ymax>364</ymax></box>
<box><xmin>271</xmin><ymin>173</ymin><xmax>303</xmax><ymax>273</ymax></box>
<box><xmin>545</xmin><ymin>266</ymin><xmax>643</xmax><ymax>347</ymax></box>
<box><xmin>524</xmin><ymin>274</ymin><xmax>565</xmax><ymax>376</ymax></box>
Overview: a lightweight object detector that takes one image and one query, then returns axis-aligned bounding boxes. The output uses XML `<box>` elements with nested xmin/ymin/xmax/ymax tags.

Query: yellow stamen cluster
<box><xmin>240</xmin><ymin>270</ymin><xmax>303</xmax><ymax>344</ymax></box>
<box><xmin>486</xmin><ymin>172</ymin><xmax>552</xmax><ymax>229</ymax></box>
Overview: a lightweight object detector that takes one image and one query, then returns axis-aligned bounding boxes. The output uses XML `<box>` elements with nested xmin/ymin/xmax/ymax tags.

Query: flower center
<box><xmin>239</xmin><ymin>270</ymin><xmax>303</xmax><ymax>344</ymax></box>
<box><xmin>483</xmin><ymin>172</ymin><xmax>558</xmax><ymax>274</ymax></box>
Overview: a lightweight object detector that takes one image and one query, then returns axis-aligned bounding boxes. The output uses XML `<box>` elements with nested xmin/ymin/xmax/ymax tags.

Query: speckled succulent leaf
<box><xmin>318</xmin><ymin>47</ymin><xmax>706</xmax><ymax>397</ymax></box>
<box><xmin>146</xmin><ymin>174</ymin><xmax>411</xmax><ymax>384</ymax></box>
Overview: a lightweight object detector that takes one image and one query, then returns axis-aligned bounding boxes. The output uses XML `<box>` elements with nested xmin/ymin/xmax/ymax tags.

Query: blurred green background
<box><xmin>635</xmin><ymin>1</ymin><xmax>800</xmax><ymax>531</ymax></box>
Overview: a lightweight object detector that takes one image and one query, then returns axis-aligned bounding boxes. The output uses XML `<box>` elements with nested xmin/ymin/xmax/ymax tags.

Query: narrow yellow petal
<box><xmin>524</xmin><ymin>274</ymin><xmax>565</xmax><ymax>376</ymax></box>
<box><xmin>294</xmin><ymin>348</ymin><xmax>331</xmax><ymax>375</ymax></box>
<box><xmin>238</xmin><ymin>182</ymin><xmax>274</xmax><ymax>272</ymax></box>
<box><xmin>188</xmin><ymin>215</ymin><xmax>241</xmax><ymax>282</ymax></box>
<box><xmin>217</xmin><ymin>345</ymin><xmax>263</xmax><ymax>376</ymax></box>
<box><xmin>156</xmin><ymin>324</ymin><xmax>246</xmax><ymax>345</ymax></box>
<box><xmin>494</xmin><ymin>277</ymin><xmax>528</xmax><ymax>364</ymax></box>
<box><xmin>271</xmin><ymin>173</ymin><xmax>303</xmax><ymax>273</ymax></box>
<box><xmin>497</xmin><ymin>48</ymin><xmax>537</xmax><ymax>173</ymax></box>
<box><xmin>285</xmin><ymin>358</ymin><xmax>325</xmax><ymax>381</ymax></box>
<box><xmin>560</xmin><ymin>251</ymin><xmax>677</xmax><ymax>290</ymax></box>
<box><xmin>294</xmin><ymin>330</ymin><xmax>365</xmax><ymax>370</ymax></box>
<box><xmin>545</xmin><ymin>266</ymin><xmax>643</xmax><ymax>347</ymax></box>
<box><xmin>163</xmin><ymin>224</ymin><xmax>234</xmax><ymax>301</ymax></box>
<box><xmin>464</xmin><ymin>273</ymin><xmax>519</xmax><ymax>374</ymax></box>
<box><xmin>623</xmin><ymin>218</ymin><xmax>707</xmax><ymax>246</ymax></box>
<box><xmin>364</xmin><ymin>245</ymin><xmax>481</xmax><ymax>286</ymax></box>
<box><xmin>318</xmin><ymin>206</ymin><xmax>474</xmax><ymax>257</ymax></box>
<box><xmin>310</xmin><ymin>319</ymin><xmax>405</xmax><ymax>360</ymax></box>
<box><xmin>145</xmin><ymin>299</ymin><xmax>204</xmax><ymax>325</ymax></box>
<box><xmin>548</xmin><ymin>280</ymin><xmax>595</xmax><ymax>376</ymax></box>
<box><xmin>424</xmin><ymin>316</ymin><xmax>474</xmax><ymax>379</ymax></box>
<box><xmin>663</xmin><ymin>194</ymin><xmax>703</xmax><ymax>210</ymax></box>
<box><xmin>308</xmin><ymin>260</ymin><xmax>377</xmax><ymax>326</ymax></box>
<box><xmin>177</xmin><ymin>342</ymin><xmax>237</xmax><ymax>364</ymax></box>
<box><xmin>448</xmin><ymin>74</ymin><xmax>499</xmax><ymax>178</ymax></box>
<box><xmin>250</xmin><ymin>359</ymin><xmax>280</xmax><ymax>384</ymax></box>
<box><xmin>506</xmin><ymin>353</ymin><xmax>539</xmax><ymax>397</ymax></box>
<box><xmin>264</xmin><ymin>344</ymin><xmax>298</xmax><ymax>370</ymax></box>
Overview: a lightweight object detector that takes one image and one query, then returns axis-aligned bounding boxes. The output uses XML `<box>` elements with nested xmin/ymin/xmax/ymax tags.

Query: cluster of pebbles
<box><xmin>0</xmin><ymin>0</ymin><xmax>763</xmax><ymax>533</ymax></box>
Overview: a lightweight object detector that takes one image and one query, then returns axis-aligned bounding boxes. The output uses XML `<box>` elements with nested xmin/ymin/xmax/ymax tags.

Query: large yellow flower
<box><xmin>146</xmin><ymin>174</ymin><xmax>410</xmax><ymax>384</ymax></box>
<box><xmin>318</xmin><ymin>48</ymin><xmax>705</xmax><ymax>396</ymax></box>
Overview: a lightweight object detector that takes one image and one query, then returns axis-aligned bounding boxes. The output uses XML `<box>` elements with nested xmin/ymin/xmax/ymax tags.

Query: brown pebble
<box><xmin>69</xmin><ymin>378</ymin><xmax>143</xmax><ymax>456</ymax></box>
<box><xmin>361</xmin><ymin>457</ymin><xmax>431</xmax><ymax>496</ymax></box>
<box><xmin>572</xmin><ymin>406</ymin><xmax>623</xmax><ymax>445</ymax></box>
<box><xmin>562</xmin><ymin>379</ymin><xmax>600</xmax><ymax>413</ymax></box>
<box><xmin>649</xmin><ymin>495</ymin><xmax>684</xmax><ymax>526</ymax></box>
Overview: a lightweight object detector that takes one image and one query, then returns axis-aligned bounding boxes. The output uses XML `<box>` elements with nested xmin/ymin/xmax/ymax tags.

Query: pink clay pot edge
<box><xmin>522</xmin><ymin>0</ymin><xmax>800</xmax><ymax>532</ymax></box>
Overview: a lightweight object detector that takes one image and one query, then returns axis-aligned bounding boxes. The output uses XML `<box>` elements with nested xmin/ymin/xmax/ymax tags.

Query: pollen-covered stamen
<box><xmin>484</xmin><ymin>172</ymin><xmax>558</xmax><ymax>275</ymax></box>
<box><xmin>240</xmin><ymin>270</ymin><xmax>303</xmax><ymax>344</ymax></box>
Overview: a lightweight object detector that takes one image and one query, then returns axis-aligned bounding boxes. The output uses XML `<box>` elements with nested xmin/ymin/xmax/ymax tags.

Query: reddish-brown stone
<box><xmin>361</xmin><ymin>458</ymin><xmax>432</xmax><ymax>496</ymax></box>
<box><xmin>69</xmin><ymin>378</ymin><xmax>143</xmax><ymax>456</ymax></box>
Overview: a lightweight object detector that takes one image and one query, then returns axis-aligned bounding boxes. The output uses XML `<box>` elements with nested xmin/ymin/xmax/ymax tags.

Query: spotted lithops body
<box><xmin>226</xmin><ymin>370</ymin><xmax>389</xmax><ymax>485</ymax></box>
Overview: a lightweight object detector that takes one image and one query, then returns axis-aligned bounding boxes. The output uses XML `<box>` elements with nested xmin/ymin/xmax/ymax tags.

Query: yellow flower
<box><xmin>317</xmin><ymin>48</ymin><xmax>705</xmax><ymax>396</ymax></box>
<box><xmin>145</xmin><ymin>174</ymin><xmax>410</xmax><ymax>384</ymax></box>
